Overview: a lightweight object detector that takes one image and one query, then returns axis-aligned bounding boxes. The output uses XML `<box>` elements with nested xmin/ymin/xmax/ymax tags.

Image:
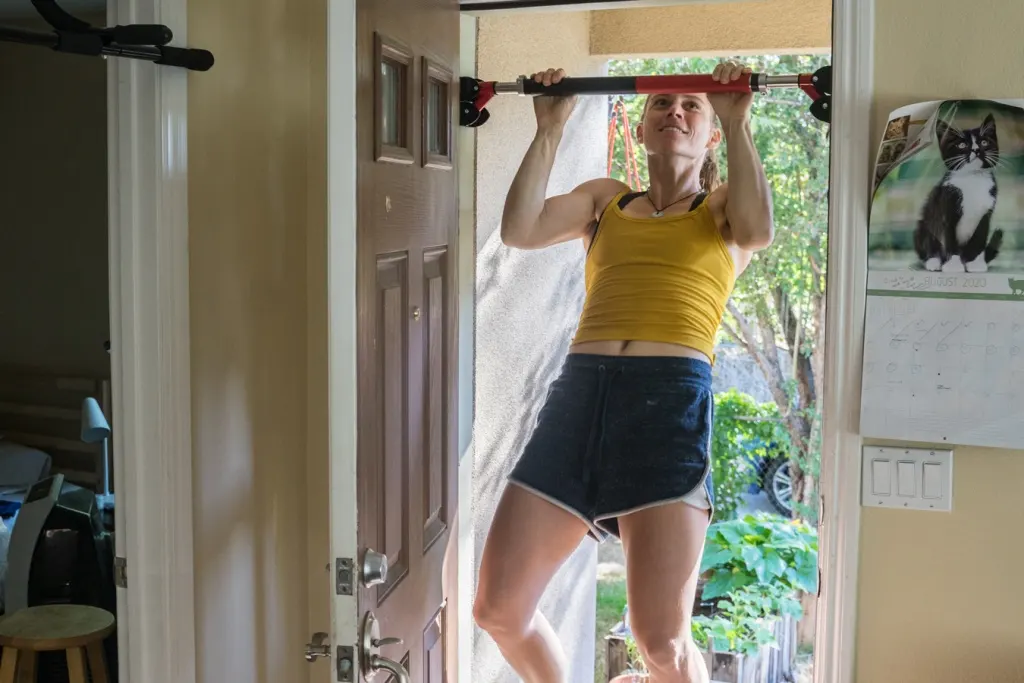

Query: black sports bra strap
<box><xmin>618</xmin><ymin>190</ymin><xmax>708</xmax><ymax>212</ymax></box>
<box><xmin>617</xmin><ymin>191</ymin><xmax>646</xmax><ymax>210</ymax></box>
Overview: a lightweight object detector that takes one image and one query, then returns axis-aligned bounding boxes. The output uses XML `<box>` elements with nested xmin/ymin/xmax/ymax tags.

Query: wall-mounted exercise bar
<box><xmin>460</xmin><ymin>65</ymin><xmax>831</xmax><ymax>127</ymax></box>
<box><xmin>0</xmin><ymin>0</ymin><xmax>214</xmax><ymax>71</ymax></box>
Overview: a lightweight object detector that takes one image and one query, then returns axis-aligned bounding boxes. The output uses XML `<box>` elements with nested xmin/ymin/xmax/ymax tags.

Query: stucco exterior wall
<box><xmin>473</xmin><ymin>11</ymin><xmax>607</xmax><ymax>683</ymax></box>
<box><xmin>590</xmin><ymin>0</ymin><xmax>832</xmax><ymax>57</ymax></box>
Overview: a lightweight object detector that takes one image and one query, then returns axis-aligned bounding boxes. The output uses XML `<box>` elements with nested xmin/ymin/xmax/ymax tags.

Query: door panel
<box><xmin>356</xmin><ymin>0</ymin><xmax>459</xmax><ymax>680</ymax></box>
<box><xmin>375</xmin><ymin>253</ymin><xmax>411</xmax><ymax>597</ymax></box>
<box><xmin>422</xmin><ymin>248</ymin><xmax>450</xmax><ymax>553</ymax></box>
<box><xmin>422</xmin><ymin>606</ymin><xmax>445</xmax><ymax>683</ymax></box>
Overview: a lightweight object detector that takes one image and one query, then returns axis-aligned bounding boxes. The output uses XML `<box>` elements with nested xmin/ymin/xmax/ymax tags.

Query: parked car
<box><xmin>747</xmin><ymin>443</ymin><xmax>793</xmax><ymax>517</ymax></box>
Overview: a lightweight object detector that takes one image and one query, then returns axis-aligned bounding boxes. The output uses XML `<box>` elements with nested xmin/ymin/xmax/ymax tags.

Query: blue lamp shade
<box><xmin>81</xmin><ymin>397</ymin><xmax>111</xmax><ymax>444</ymax></box>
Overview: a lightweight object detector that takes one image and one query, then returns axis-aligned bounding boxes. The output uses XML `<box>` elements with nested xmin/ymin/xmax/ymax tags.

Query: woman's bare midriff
<box><xmin>569</xmin><ymin>339</ymin><xmax>711</xmax><ymax>363</ymax></box>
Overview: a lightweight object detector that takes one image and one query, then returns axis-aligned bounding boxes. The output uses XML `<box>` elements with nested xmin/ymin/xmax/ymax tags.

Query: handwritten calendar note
<box><xmin>860</xmin><ymin>98</ymin><xmax>1024</xmax><ymax>448</ymax></box>
<box><xmin>861</xmin><ymin>292</ymin><xmax>1024</xmax><ymax>448</ymax></box>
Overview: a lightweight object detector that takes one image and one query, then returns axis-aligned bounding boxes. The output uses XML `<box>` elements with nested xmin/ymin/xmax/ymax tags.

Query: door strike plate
<box><xmin>336</xmin><ymin>557</ymin><xmax>354</xmax><ymax>596</ymax></box>
<box><xmin>337</xmin><ymin>645</ymin><xmax>355</xmax><ymax>681</ymax></box>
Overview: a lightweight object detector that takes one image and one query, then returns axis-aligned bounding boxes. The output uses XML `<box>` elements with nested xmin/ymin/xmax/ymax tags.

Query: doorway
<box><xmin>459</xmin><ymin>2</ymin><xmax>864</xmax><ymax>682</ymax></box>
<box><xmin>0</xmin><ymin>2</ymin><xmax>121</xmax><ymax>681</ymax></box>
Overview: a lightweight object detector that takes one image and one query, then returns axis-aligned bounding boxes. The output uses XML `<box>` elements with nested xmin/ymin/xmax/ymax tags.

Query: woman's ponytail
<box><xmin>699</xmin><ymin>151</ymin><xmax>722</xmax><ymax>192</ymax></box>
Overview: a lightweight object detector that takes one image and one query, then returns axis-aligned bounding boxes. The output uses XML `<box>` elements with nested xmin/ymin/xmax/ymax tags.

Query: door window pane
<box><xmin>381</xmin><ymin>59</ymin><xmax>403</xmax><ymax>147</ymax></box>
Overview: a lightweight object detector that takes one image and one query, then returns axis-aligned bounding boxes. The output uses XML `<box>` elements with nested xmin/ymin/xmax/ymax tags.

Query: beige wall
<box><xmin>303</xmin><ymin>1</ymin><xmax>332</xmax><ymax>682</ymax></box>
<box><xmin>188</xmin><ymin>0</ymin><xmax>321</xmax><ymax>680</ymax></box>
<box><xmin>590</xmin><ymin>0</ymin><xmax>831</xmax><ymax>57</ymax></box>
<box><xmin>473</xmin><ymin>11</ymin><xmax>605</xmax><ymax>683</ymax></box>
<box><xmin>858</xmin><ymin>3</ymin><xmax>1024</xmax><ymax>681</ymax></box>
<box><xmin>0</xmin><ymin>32</ymin><xmax>109</xmax><ymax>377</ymax></box>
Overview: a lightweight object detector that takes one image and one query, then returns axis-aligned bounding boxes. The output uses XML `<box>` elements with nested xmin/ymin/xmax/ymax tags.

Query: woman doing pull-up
<box><xmin>472</xmin><ymin>60</ymin><xmax>775</xmax><ymax>683</ymax></box>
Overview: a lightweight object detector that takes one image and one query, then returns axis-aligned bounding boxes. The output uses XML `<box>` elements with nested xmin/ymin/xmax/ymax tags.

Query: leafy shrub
<box><xmin>711</xmin><ymin>390</ymin><xmax>792</xmax><ymax>520</ymax></box>
<box><xmin>620</xmin><ymin>515</ymin><xmax>817</xmax><ymax>665</ymax></box>
<box><xmin>700</xmin><ymin>513</ymin><xmax>819</xmax><ymax>604</ymax></box>
<box><xmin>692</xmin><ymin>584</ymin><xmax>794</xmax><ymax>657</ymax></box>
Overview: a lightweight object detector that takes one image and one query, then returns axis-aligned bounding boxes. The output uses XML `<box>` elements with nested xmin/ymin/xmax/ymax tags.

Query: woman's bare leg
<box><xmin>473</xmin><ymin>483</ymin><xmax>590</xmax><ymax>683</ymax></box>
<box><xmin>618</xmin><ymin>501</ymin><xmax>711</xmax><ymax>683</ymax></box>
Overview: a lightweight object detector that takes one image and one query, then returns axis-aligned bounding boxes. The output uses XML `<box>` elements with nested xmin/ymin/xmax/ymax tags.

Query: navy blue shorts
<box><xmin>508</xmin><ymin>353</ymin><xmax>715</xmax><ymax>542</ymax></box>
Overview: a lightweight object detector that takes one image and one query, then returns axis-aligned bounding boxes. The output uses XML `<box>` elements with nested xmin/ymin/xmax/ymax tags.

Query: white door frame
<box><xmin>813</xmin><ymin>0</ymin><xmax>872</xmax><ymax>681</ymax></box>
<box><xmin>107</xmin><ymin>0</ymin><xmax>196</xmax><ymax>681</ymax></box>
<box><xmin>116</xmin><ymin>0</ymin><xmax>872</xmax><ymax>681</ymax></box>
<box><xmin>325</xmin><ymin>0</ymin><xmax>361</xmax><ymax>659</ymax></box>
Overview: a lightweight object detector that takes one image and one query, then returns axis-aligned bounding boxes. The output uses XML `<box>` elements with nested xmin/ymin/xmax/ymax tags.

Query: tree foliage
<box><xmin>607</xmin><ymin>55</ymin><xmax>831</xmax><ymax>520</ymax></box>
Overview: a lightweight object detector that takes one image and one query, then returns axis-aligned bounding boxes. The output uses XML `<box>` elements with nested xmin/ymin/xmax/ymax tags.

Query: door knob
<box><xmin>362</xmin><ymin>548</ymin><xmax>389</xmax><ymax>587</ymax></box>
<box><xmin>360</xmin><ymin>611</ymin><xmax>409</xmax><ymax>683</ymax></box>
<box><xmin>368</xmin><ymin>654</ymin><xmax>409</xmax><ymax>683</ymax></box>
<box><xmin>304</xmin><ymin>632</ymin><xmax>331</xmax><ymax>662</ymax></box>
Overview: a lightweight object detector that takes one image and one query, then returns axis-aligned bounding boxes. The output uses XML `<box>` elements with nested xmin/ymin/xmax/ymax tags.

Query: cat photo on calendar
<box><xmin>868</xmin><ymin>99</ymin><xmax>1024</xmax><ymax>279</ymax></box>
<box><xmin>914</xmin><ymin>112</ymin><xmax>1002</xmax><ymax>273</ymax></box>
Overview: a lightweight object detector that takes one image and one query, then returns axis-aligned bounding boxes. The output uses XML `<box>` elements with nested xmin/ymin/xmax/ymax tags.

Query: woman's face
<box><xmin>636</xmin><ymin>93</ymin><xmax>720</xmax><ymax>160</ymax></box>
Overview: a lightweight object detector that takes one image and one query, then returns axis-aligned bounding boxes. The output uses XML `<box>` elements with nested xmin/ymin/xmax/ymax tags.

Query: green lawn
<box><xmin>595</xmin><ymin>578</ymin><xmax>628</xmax><ymax>682</ymax></box>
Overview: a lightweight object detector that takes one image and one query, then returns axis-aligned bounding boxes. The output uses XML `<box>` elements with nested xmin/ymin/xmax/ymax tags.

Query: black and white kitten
<box><xmin>914</xmin><ymin>113</ymin><xmax>1003</xmax><ymax>273</ymax></box>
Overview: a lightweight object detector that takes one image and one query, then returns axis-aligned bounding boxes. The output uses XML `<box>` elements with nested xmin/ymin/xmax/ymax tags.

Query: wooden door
<box><xmin>355</xmin><ymin>0</ymin><xmax>459</xmax><ymax>681</ymax></box>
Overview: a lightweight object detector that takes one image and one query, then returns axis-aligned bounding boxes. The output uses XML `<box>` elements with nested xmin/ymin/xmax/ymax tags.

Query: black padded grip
<box><xmin>110</xmin><ymin>24</ymin><xmax>173</xmax><ymax>46</ymax></box>
<box><xmin>155</xmin><ymin>46</ymin><xmax>214</xmax><ymax>71</ymax></box>
<box><xmin>54</xmin><ymin>30</ymin><xmax>102</xmax><ymax>56</ymax></box>
<box><xmin>520</xmin><ymin>75</ymin><xmax>637</xmax><ymax>96</ymax></box>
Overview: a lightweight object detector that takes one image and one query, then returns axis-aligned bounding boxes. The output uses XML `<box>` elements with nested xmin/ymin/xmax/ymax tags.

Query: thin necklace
<box><xmin>646</xmin><ymin>189</ymin><xmax>699</xmax><ymax>218</ymax></box>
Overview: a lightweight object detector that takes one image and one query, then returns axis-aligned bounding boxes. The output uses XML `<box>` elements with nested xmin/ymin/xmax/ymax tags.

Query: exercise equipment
<box><xmin>607</xmin><ymin>98</ymin><xmax>642</xmax><ymax>189</ymax></box>
<box><xmin>460</xmin><ymin>65</ymin><xmax>831</xmax><ymax>128</ymax></box>
<box><xmin>0</xmin><ymin>0</ymin><xmax>214</xmax><ymax>71</ymax></box>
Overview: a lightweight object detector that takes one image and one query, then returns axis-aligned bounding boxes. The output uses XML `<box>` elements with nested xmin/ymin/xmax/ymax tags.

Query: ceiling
<box><xmin>0</xmin><ymin>0</ymin><xmax>104</xmax><ymax>21</ymax></box>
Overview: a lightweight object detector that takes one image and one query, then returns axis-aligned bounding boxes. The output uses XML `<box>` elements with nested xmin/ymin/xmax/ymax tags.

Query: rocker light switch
<box><xmin>861</xmin><ymin>447</ymin><xmax>953</xmax><ymax>512</ymax></box>
<box><xmin>897</xmin><ymin>461</ymin><xmax>916</xmax><ymax>497</ymax></box>
<box><xmin>870</xmin><ymin>459</ymin><xmax>891</xmax><ymax>495</ymax></box>
<box><xmin>922</xmin><ymin>462</ymin><xmax>943</xmax><ymax>499</ymax></box>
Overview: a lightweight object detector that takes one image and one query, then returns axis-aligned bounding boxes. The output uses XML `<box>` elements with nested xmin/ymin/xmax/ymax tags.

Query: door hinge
<box><xmin>114</xmin><ymin>556</ymin><xmax>127</xmax><ymax>588</ymax></box>
<box><xmin>336</xmin><ymin>557</ymin><xmax>354</xmax><ymax>596</ymax></box>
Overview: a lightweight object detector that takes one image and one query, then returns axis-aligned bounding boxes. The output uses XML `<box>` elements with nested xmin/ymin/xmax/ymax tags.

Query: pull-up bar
<box><xmin>0</xmin><ymin>0</ymin><xmax>214</xmax><ymax>71</ymax></box>
<box><xmin>460</xmin><ymin>65</ymin><xmax>831</xmax><ymax>127</ymax></box>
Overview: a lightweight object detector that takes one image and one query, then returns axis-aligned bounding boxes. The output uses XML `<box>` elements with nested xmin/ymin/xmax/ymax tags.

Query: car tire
<box><xmin>764</xmin><ymin>457</ymin><xmax>794</xmax><ymax>516</ymax></box>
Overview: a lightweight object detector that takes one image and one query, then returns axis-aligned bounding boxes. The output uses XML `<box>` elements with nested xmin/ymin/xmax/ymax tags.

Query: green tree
<box><xmin>608</xmin><ymin>55</ymin><xmax>831</xmax><ymax>521</ymax></box>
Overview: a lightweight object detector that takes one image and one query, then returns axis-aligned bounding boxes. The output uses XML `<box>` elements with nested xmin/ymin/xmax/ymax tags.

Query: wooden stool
<box><xmin>0</xmin><ymin>604</ymin><xmax>114</xmax><ymax>683</ymax></box>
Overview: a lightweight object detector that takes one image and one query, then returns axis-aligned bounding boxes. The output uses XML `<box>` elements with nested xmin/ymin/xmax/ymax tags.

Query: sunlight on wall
<box><xmin>590</xmin><ymin>0</ymin><xmax>831</xmax><ymax>57</ymax></box>
<box><xmin>474</xmin><ymin>10</ymin><xmax>607</xmax><ymax>683</ymax></box>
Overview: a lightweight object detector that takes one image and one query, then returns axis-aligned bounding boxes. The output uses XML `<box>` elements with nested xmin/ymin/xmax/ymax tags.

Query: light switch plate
<box><xmin>861</xmin><ymin>446</ymin><xmax>953</xmax><ymax>512</ymax></box>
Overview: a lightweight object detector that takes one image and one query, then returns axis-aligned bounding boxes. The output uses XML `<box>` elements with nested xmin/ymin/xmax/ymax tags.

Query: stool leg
<box><xmin>66</xmin><ymin>647</ymin><xmax>88</xmax><ymax>683</ymax></box>
<box><xmin>0</xmin><ymin>647</ymin><xmax>19</xmax><ymax>683</ymax></box>
<box><xmin>15</xmin><ymin>651</ymin><xmax>35</xmax><ymax>683</ymax></box>
<box><xmin>86</xmin><ymin>642</ymin><xmax>110</xmax><ymax>683</ymax></box>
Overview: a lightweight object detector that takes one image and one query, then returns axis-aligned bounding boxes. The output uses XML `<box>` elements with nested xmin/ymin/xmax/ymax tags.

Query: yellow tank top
<box><xmin>572</xmin><ymin>190</ymin><xmax>736</xmax><ymax>362</ymax></box>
